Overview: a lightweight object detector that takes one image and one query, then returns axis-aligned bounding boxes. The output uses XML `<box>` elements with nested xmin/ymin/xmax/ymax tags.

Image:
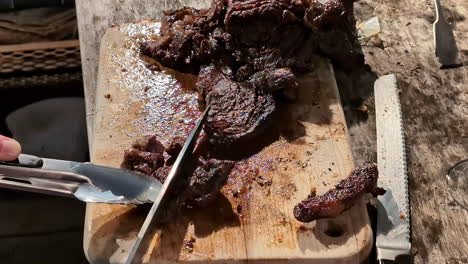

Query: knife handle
<box><xmin>378</xmin><ymin>260</ymin><xmax>396</xmax><ymax>264</ymax></box>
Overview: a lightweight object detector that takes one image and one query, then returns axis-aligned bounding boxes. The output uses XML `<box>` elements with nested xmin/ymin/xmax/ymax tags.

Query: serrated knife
<box><xmin>374</xmin><ymin>74</ymin><xmax>411</xmax><ymax>263</ymax></box>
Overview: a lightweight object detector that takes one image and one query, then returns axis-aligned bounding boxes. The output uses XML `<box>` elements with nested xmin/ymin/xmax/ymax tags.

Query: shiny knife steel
<box><xmin>375</xmin><ymin>74</ymin><xmax>411</xmax><ymax>263</ymax></box>
<box><xmin>0</xmin><ymin>154</ymin><xmax>162</xmax><ymax>204</ymax></box>
<box><xmin>125</xmin><ymin>106</ymin><xmax>210</xmax><ymax>264</ymax></box>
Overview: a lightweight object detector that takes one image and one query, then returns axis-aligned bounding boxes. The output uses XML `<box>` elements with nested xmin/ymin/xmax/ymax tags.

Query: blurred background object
<box><xmin>0</xmin><ymin>0</ymin><xmax>74</xmax><ymax>11</ymax></box>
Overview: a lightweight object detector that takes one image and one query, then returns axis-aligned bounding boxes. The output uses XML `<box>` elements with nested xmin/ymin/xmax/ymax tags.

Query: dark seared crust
<box><xmin>131</xmin><ymin>135</ymin><xmax>165</xmax><ymax>154</ymax></box>
<box><xmin>305</xmin><ymin>0</ymin><xmax>363</xmax><ymax>70</ymax></box>
<box><xmin>141</xmin><ymin>0</ymin><xmax>362</xmax><ymax>147</ymax></box>
<box><xmin>181</xmin><ymin>158</ymin><xmax>235</xmax><ymax>207</ymax></box>
<box><xmin>249</xmin><ymin>68</ymin><xmax>299</xmax><ymax>97</ymax></box>
<box><xmin>198</xmin><ymin>66</ymin><xmax>276</xmax><ymax>145</ymax></box>
<box><xmin>121</xmin><ymin>149</ymin><xmax>165</xmax><ymax>176</ymax></box>
<box><xmin>165</xmin><ymin>137</ymin><xmax>185</xmax><ymax>166</ymax></box>
<box><xmin>293</xmin><ymin>163</ymin><xmax>384</xmax><ymax>222</ymax></box>
<box><xmin>152</xmin><ymin>166</ymin><xmax>172</xmax><ymax>183</ymax></box>
<box><xmin>141</xmin><ymin>0</ymin><xmax>230</xmax><ymax>74</ymax></box>
<box><xmin>121</xmin><ymin>135</ymin><xmax>235</xmax><ymax>208</ymax></box>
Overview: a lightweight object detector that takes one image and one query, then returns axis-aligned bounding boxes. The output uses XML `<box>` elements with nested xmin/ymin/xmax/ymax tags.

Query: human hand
<box><xmin>0</xmin><ymin>135</ymin><xmax>21</xmax><ymax>161</ymax></box>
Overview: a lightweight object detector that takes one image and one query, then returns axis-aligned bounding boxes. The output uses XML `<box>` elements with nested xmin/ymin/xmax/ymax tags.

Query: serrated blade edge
<box><xmin>375</xmin><ymin>74</ymin><xmax>411</xmax><ymax>260</ymax></box>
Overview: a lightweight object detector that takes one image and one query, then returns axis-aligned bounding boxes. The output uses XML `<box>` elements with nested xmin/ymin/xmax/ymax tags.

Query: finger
<box><xmin>0</xmin><ymin>135</ymin><xmax>22</xmax><ymax>161</ymax></box>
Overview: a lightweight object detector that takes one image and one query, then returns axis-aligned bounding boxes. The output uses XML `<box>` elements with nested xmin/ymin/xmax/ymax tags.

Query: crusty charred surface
<box><xmin>181</xmin><ymin>158</ymin><xmax>235</xmax><ymax>207</ymax></box>
<box><xmin>198</xmin><ymin>66</ymin><xmax>276</xmax><ymax>146</ymax></box>
<box><xmin>141</xmin><ymin>0</ymin><xmax>362</xmax><ymax>147</ymax></box>
<box><xmin>121</xmin><ymin>135</ymin><xmax>234</xmax><ymax>208</ymax></box>
<box><xmin>305</xmin><ymin>0</ymin><xmax>363</xmax><ymax>70</ymax></box>
<box><xmin>293</xmin><ymin>163</ymin><xmax>385</xmax><ymax>222</ymax></box>
<box><xmin>121</xmin><ymin>136</ymin><xmax>165</xmax><ymax>175</ymax></box>
<box><xmin>165</xmin><ymin>136</ymin><xmax>185</xmax><ymax>166</ymax></box>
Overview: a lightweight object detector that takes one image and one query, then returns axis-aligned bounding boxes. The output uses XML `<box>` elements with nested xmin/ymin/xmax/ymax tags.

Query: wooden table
<box><xmin>76</xmin><ymin>0</ymin><xmax>468</xmax><ymax>263</ymax></box>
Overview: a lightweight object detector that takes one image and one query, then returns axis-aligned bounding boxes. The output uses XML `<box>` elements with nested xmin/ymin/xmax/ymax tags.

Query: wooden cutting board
<box><xmin>84</xmin><ymin>21</ymin><xmax>372</xmax><ymax>264</ymax></box>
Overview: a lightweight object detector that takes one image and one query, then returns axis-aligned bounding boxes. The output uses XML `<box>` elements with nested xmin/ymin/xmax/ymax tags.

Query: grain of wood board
<box><xmin>76</xmin><ymin>0</ymin><xmax>468</xmax><ymax>263</ymax></box>
<box><xmin>83</xmin><ymin>21</ymin><xmax>373</xmax><ymax>264</ymax></box>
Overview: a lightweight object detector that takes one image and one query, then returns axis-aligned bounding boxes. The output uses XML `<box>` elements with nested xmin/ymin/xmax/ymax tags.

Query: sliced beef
<box><xmin>305</xmin><ymin>0</ymin><xmax>363</xmax><ymax>70</ymax></box>
<box><xmin>121</xmin><ymin>136</ymin><xmax>167</xmax><ymax>177</ymax></box>
<box><xmin>224</xmin><ymin>0</ymin><xmax>315</xmax><ymax>71</ymax></box>
<box><xmin>181</xmin><ymin>158</ymin><xmax>235</xmax><ymax>207</ymax></box>
<box><xmin>142</xmin><ymin>0</ymin><xmax>362</xmax><ymax>148</ymax></box>
<box><xmin>197</xmin><ymin>66</ymin><xmax>276</xmax><ymax>146</ymax></box>
<box><xmin>136</xmin><ymin>0</ymin><xmax>366</xmax><ymax>217</ymax></box>
<box><xmin>122</xmin><ymin>135</ymin><xmax>235</xmax><ymax>208</ymax></box>
<box><xmin>293</xmin><ymin>163</ymin><xmax>385</xmax><ymax>222</ymax></box>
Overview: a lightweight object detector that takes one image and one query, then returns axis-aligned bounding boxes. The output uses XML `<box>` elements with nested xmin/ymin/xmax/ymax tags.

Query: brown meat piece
<box><xmin>122</xmin><ymin>135</ymin><xmax>235</xmax><ymax>208</ymax></box>
<box><xmin>181</xmin><ymin>158</ymin><xmax>235</xmax><ymax>207</ymax></box>
<box><xmin>165</xmin><ymin>137</ymin><xmax>185</xmax><ymax>166</ymax></box>
<box><xmin>293</xmin><ymin>163</ymin><xmax>385</xmax><ymax>222</ymax></box>
<box><xmin>142</xmin><ymin>0</ymin><xmax>362</xmax><ymax>147</ymax></box>
<box><xmin>141</xmin><ymin>0</ymin><xmax>231</xmax><ymax>74</ymax></box>
<box><xmin>152</xmin><ymin>166</ymin><xmax>172</xmax><ymax>183</ymax></box>
<box><xmin>304</xmin><ymin>0</ymin><xmax>364</xmax><ymax>70</ymax></box>
<box><xmin>131</xmin><ymin>135</ymin><xmax>165</xmax><ymax>154</ymax></box>
<box><xmin>248</xmin><ymin>68</ymin><xmax>298</xmax><ymax>100</ymax></box>
<box><xmin>224</xmin><ymin>0</ymin><xmax>315</xmax><ymax>71</ymax></box>
<box><xmin>121</xmin><ymin>149</ymin><xmax>164</xmax><ymax>176</ymax></box>
<box><xmin>121</xmin><ymin>136</ymin><xmax>165</xmax><ymax>176</ymax></box>
<box><xmin>197</xmin><ymin>65</ymin><xmax>276</xmax><ymax>146</ymax></box>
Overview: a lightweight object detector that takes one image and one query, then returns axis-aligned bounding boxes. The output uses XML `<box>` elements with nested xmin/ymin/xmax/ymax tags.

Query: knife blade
<box><xmin>374</xmin><ymin>74</ymin><xmax>411</xmax><ymax>263</ymax></box>
<box><xmin>124</xmin><ymin>106</ymin><xmax>210</xmax><ymax>264</ymax></box>
<box><xmin>433</xmin><ymin>0</ymin><xmax>459</xmax><ymax>66</ymax></box>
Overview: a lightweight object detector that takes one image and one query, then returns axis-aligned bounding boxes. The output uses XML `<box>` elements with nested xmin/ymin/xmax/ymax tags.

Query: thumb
<box><xmin>0</xmin><ymin>135</ymin><xmax>21</xmax><ymax>161</ymax></box>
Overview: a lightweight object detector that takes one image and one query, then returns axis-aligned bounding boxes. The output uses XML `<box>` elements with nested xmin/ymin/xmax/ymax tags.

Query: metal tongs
<box><xmin>0</xmin><ymin>154</ymin><xmax>162</xmax><ymax>204</ymax></box>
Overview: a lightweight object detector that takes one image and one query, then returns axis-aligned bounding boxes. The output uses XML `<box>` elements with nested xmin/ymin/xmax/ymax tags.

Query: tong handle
<box><xmin>0</xmin><ymin>164</ymin><xmax>90</xmax><ymax>198</ymax></box>
<box><xmin>0</xmin><ymin>165</ymin><xmax>90</xmax><ymax>183</ymax></box>
<box><xmin>0</xmin><ymin>178</ymin><xmax>76</xmax><ymax>198</ymax></box>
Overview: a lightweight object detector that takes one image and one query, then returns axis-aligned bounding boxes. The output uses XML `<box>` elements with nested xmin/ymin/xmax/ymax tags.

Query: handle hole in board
<box><xmin>323</xmin><ymin>221</ymin><xmax>345</xmax><ymax>238</ymax></box>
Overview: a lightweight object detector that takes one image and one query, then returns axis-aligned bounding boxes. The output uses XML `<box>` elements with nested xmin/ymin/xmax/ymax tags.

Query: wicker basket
<box><xmin>0</xmin><ymin>40</ymin><xmax>81</xmax><ymax>73</ymax></box>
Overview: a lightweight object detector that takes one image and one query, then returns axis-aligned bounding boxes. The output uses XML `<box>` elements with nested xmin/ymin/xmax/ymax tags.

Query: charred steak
<box><xmin>141</xmin><ymin>0</ymin><xmax>362</xmax><ymax>148</ymax></box>
<box><xmin>133</xmin><ymin>0</ymin><xmax>369</xmax><ymax>216</ymax></box>
<box><xmin>198</xmin><ymin>65</ymin><xmax>276</xmax><ymax>145</ymax></box>
<box><xmin>293</xmin><ymin>163</ymin><xmax>385</xmax><ymax>222</ymax></box>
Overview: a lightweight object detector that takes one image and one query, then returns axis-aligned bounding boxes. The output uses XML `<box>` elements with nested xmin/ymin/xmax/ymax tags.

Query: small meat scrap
<box><xmin>121</xmin><ymin>136</ymin><xmax>165</xmax><ymax>177</ymax></box>
<box><xmin>152</xmin><ymin>166</ymin><xmax>172</xmax><ymax>183</ymax></box>
<box><xmin>294</xmin><ymin>163</ymin><xmax>384</xmax><ymax>222</ymax></box>
<box><xmin>184</xmin><ymin>236</ymin><xmax>196</xmax><ymax>253</ymax></box>
<box><xmin>165</xmin><ymin>136</ymin><xmax>185</xmax><ymax>166</ymax></box>
<box><xmin>121</xmin><ymin>149</ymin><xmax>164</xmax><ymax>176</ymax></box>
<box><xmin>132</xmin><ymin>136</ymin><xmax>165</xmax><ymax>153</ymax></box>
<box><xmin>254</xmin><ymin>175</ymin><xmax>272</xmax><ymax>187</ymax></box>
